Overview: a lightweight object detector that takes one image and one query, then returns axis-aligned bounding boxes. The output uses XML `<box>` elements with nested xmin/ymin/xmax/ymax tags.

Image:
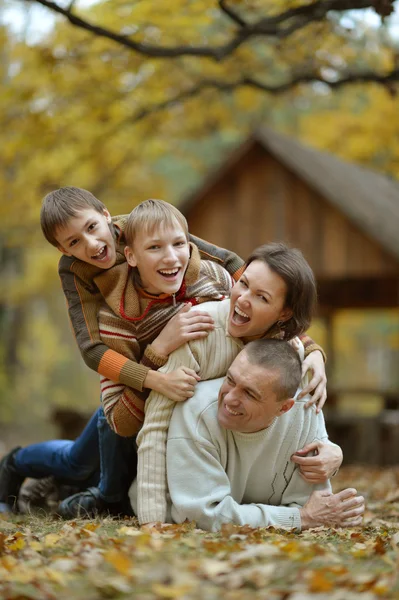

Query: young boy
<box><xmin>0</xmin><ymin>189</ymin><xmax>244</xmax><ymax>517</ymax></box>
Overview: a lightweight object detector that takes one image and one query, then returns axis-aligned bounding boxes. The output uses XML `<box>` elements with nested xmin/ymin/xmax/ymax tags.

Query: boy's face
<box><xmin>125</xmin><ymin>222</ymin><xmax>190</xmax><ymax>295</ymax></box>
<box><xmin>55</xmin><ymin>208</ymin><xmax>117</xmax><ymax>269</ymax></box>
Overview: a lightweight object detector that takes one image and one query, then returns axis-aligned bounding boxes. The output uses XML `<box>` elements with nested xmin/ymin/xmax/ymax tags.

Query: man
<box><xmin>165</xmin><ymin>340</ymin><xmax>364</xmax><ymax>531</ymax></box>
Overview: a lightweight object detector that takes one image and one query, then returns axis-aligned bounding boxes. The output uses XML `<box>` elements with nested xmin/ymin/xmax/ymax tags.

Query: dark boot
<box><xmin>57</xmin><ymin>486</ymin><xmax>134</xmax><ymax>519</ymax></box>
<box><xmin>0</xmin><ymin>447</ymin><xmax>23</xmax><ymax>513</ymax></box>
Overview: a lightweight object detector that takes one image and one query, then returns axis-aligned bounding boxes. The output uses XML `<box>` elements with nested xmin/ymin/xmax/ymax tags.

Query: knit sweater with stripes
<box><xmin>95</xmin><ymin>244</ymin><xmax>234</xmax><ymax>435</ymax></box>
<box><xmin>58</xmin><ymin>215</ymin><xmax>245</xmax><ymax>395</ymax></box>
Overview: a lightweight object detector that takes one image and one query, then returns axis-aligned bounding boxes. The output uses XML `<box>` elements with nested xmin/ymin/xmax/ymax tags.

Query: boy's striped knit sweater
<box><xmin>95</xmin><ymin>244</ymin><xmax>234</xmax><ymax>435</ymax></box>
<box><xmin>58</xmin><ymin>215</ymin><xmax>245</xmax><ymax>395</ymax></box>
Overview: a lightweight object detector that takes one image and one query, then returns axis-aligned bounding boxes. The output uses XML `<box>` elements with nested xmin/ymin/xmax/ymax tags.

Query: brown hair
<box><xmin>124</xmin><ymin>199</ymin><xmax>189</xmax><ymax>248</ymax></box>
<box><xmin>41</xmin><ymin>187</ymin><xmax>106</xmax><ymax>247</ymax></box>
<box><xmin>245</xmin><ymin>242</ymin><xmax>316</xmax><ymax>340</ymax></box>
<box><xmin>244</xmin><ymin>339</ymin><xmax>301</xmax><ymax>401</ymax></box>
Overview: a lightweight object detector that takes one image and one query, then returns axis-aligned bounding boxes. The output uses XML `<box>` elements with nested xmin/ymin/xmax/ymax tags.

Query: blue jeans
<box><xmin>13</xmin><ymin>407</ymin><xmax>137</xmax><ymax>503</ymax></box>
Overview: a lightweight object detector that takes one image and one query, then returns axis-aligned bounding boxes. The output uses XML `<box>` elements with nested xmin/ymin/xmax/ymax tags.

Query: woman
<box><xmin>135</xmin><ymin>242</ymin><xmax>340</xmax><ymax>525</ymax></box>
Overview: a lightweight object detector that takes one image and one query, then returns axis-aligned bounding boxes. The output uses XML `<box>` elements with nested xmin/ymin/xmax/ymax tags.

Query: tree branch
<box><xmin>115</xmin><ymin>67</ymin><xmax>399</xmax><ymax>131</ymax></box>
<box><xmin>26</xmin><ymin>0</ymin><xmax>393</xmax><ymax>60</ymax></box>
<box><xmin>218</xmin><ymin>0</ymin><xmax>247</xmax><ymax>27</ymax></box>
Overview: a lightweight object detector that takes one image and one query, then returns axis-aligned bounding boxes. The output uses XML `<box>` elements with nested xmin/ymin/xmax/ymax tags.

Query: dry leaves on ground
<box><xmin>0</xmin><ymin>466</ymin><xmax>398</xmax><ymax>600</ymax></box>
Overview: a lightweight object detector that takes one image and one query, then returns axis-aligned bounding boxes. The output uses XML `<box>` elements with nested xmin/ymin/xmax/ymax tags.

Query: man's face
<box><xmin>56</xmin><ymin>208</ymin><xmax>117</xmax><ymax>269</ymax></box>
<box><xmin>217</xmin><ymin>350</ymin><xmax>293</xmax><ymax>434</ymax></box>
<box><xmin>125</xmin><ymin>222</ymin><xmax>190</xmax><ymax>295</ymax></box>
<box><xmin>227</xmin><ymin>260</ymin><xmax>292</xmax><ymax>340</ymax></box>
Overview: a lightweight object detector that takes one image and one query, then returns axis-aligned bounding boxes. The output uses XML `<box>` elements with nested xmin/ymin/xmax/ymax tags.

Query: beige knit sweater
<box><xmin>134</xmin><ymin>299</ymin><xmax>311</xmax><ymax>524</ymax></box>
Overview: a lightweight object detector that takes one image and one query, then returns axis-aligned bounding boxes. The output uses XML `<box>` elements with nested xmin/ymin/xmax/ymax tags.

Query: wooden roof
<box><xmin>182</xmin><ymin>127</ymin><xmax>399</xmax><ymax>261</ymax></box>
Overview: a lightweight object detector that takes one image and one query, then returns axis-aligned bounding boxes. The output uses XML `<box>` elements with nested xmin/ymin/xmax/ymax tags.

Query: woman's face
<box><xmin>227</xmin><ymin>260</ymin><xmax>292</xmax><ymax>340</ymax></box>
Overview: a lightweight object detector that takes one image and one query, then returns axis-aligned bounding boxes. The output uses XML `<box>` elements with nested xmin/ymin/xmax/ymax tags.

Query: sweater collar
<box><xmin>94</xmin><ymin>242</ymin><xmax>201</xmax><ymax>320</ymax></box>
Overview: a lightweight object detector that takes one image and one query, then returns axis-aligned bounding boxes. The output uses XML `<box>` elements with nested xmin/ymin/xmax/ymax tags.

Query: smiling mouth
<box><xmin>232</xmin><ymin>305</ymin><xmax>250</xmax><ymax>325</ymax></box>
<box><xmin>224</xmin><ymin>403</ymin><xmax>242</xmax><ymax>416</ymax></box>
<box><xmin>158</xmin><ymin>268</ymin><xmax>181</xmax><ymax>279</ymax></box>
<box><xmin>91</xmin><ymin>246</ymin><xmax>108</xmax><ymax>261</ymax></box>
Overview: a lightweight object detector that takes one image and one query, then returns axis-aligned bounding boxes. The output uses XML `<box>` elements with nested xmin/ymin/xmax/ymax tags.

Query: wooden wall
<box><xmin>184</xmin><ymin>142</ymin><xmax>399</xmax><ymax>281</ymax></box>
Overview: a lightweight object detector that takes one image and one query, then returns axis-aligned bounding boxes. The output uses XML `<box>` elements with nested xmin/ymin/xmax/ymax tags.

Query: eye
<box><xmin>246</xmin><ymin>390</ymin><xmax>257</xmax><ymax>400</ymax></box>
<box><xmin>148</xmin><ymin>245</ymin><xmax>160</xmax><ymax>250</ymax></box>
<box><xmin>174</xmin><ymin>241</ymin><xmax>186</xmax><ymax>247</ymax></box>
<box><xmin>69</xmin><ymin>239</ymin><xmax>78</xmax><ymax>248</ymax></box>
<box><xmin>259</xmin><ymin>295</ymin><xmax>268</xmax><ymax>303</ymax></box>
<box><xmin>238</xmin><ymin>279</ymin><xmax>248</xmax><ymax>288</ymax></box>
<box><xmin>88</xmin><ymin>222</ymin><xmax>97</xmax><ymax>232</ymax></box>
<box><xmin>226</xmin><ymin>374</ymin><xmax>234</xmax><ymax>385</ymax></box>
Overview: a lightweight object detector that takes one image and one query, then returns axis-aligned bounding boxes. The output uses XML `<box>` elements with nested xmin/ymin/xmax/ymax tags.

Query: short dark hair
<box><xmin>40</xmin><ymin>187</ymin><xmax>106</xmax><ymax>247</ymax></box>
<box><xmin>245</xmin><ymin>242</ymin><xmax>316</xmax><ymax>340</ymax></box>
<box><xmin>244</xmin><ymin>339</ymin><xmax>301</xmax><ymax>401</ymax></box>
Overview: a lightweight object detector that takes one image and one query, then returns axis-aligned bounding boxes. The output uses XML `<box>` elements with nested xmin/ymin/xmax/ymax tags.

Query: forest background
<box><xmin>1</xmin><ymin>0</ymin><xmax>399</xmax><ymax>447</ymax></box>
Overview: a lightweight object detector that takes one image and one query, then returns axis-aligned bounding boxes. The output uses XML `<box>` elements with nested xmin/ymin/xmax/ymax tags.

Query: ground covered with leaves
<box><xmin>1</xmin><ymin>467</ymin><xmax>399</xmax><ymax>600</ymax></box>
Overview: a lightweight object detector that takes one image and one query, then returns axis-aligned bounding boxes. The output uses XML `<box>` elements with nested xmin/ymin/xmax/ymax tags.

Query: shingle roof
<box><xmin>257</xmin><ymin>127</ymin><xmax>399</xmax><ymax>260</ymax></box>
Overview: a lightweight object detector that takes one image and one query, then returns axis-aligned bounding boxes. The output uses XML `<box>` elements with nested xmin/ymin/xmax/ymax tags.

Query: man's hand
<box><xmin>151</xmin><ymin>303</ymin><xmax>215</xmax><ymax>356</ymax></box>
<box><xmin>300</xmin><ymin>488</ymin><xmax>365</xmax><ymax>530</ymax></box>
<box><xmin>297</xmin><ymin>350</ymin><xmax>327</xmax><ymax>412</ymax></box>
<box><xmin>145</xmin><ymin>367</ymin><xmax>201</xmax><ymax>402</ymax></box>
<box><xmin>291</xmin><ymin>442</ymin><xmax>343</xmax><ymax>482</ymax></box>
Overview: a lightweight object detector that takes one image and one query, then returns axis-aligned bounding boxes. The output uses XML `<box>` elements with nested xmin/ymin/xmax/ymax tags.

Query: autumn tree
<box><xmin>1</xmin><ymin>0</ymin><xmax>399</xmax><ymax>427</ymax></box>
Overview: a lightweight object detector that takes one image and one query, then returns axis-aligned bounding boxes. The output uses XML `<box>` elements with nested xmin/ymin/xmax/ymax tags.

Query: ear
<box><xmin>103</xmin><ymin>208</ymin><xmax>112</xmax><ymax>224</ymax></box>
<box><xmin>124</xmin><ymin>245</ymin><xmax>137</xmax><ymax>267</ymax></box>
<box><xmin>278</xmin><ymin>307</ymin><xmax>293</xmax><ymax>324</ymax></box>
<box><xmin>56</xmin><ymin>245</ymin><xmax>72</xmax><ymax>257</ymax></box>
<box><xmin>278</xmin><ymin>398</ymin><xmax>295</xmax><ymax>416</ymax></box>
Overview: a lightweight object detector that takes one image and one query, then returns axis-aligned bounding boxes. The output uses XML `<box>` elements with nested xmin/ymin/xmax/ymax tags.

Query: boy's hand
<box><xmin>151</xmin><ymin>303</ymin><xmax>214</xmax><ymax>357</ymax></box>
<box><xmin>148</xmin><ymin>367</ymin><xmax>201</xmax><ymax>402</ymax></box>
<box><xmin>297</xmin><ymin>350</ymin><xmax>327</xmax><ymax>412</ymax></box>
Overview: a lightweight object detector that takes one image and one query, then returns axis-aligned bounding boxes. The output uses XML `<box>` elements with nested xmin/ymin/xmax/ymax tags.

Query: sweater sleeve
<box><xmin>300</xmin><ymin>334</ymin><xmax>326</xmax><ymax>361</ymax></box>
<box><xmin>167</xmin><ymin>434</ymin><xmax>302</xmax><ymax>532</ymax></box>
<box><xmin>189</xmin><ymin>234</ymin><xmax>244</xmax><ymax>282</ymax></box>
<box><xmin>136</xmin><ymin>343</ymin><xmax>202</xmax><ymax>524</ymax></box>
<box><xmin>99</xmin><ymin>338</ymin><xmax>168</xmax><ymax>437</ymax></box>
<box><xmin>59</xmin><ymin>257</ymin><xmax>150</xmax><ymax>392</ymax></box>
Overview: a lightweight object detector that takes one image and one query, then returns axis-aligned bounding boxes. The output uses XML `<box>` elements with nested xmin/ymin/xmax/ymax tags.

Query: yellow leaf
<box><xmin>104</xmin><ymin>549</ymin><xmax>132</xmax><ymax>576</ymax></box>
<box><xmin>44</xmin><ymin>533</ymin><xmax>62</xmax><ymax>547</ymax></box>
<box><xmin>7</xmin><ymin>536</ymin><xmax>25</xmax><ymax>552</ymax></box>
<box><xmin>29</xmin><ymin>540</ymin><xmax>43</xmax><ymax>551</ymax></box>
<box><xmin>309</xmin><ymin>570</ymin><xmax>334</xmax><ymax>592</ymax></box>
<box><xmin>82</xmin><ymin>522</ymin><xmax>100</xmax><ymax>533</ymax></box>
<box><xmin>152</xmin><ymin>583</ymin><xmax>193</xmax><ymax>598</ymax></box>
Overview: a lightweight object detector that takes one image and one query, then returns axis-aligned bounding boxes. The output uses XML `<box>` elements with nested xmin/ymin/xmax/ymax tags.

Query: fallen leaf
<box><xmin>103</xmin><ymin>549</ymin><xmax>132</xmax><ymax>576</ymax></box>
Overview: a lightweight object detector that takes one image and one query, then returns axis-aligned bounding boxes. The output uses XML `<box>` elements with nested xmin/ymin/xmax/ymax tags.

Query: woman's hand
<box><xmin>297</xmin><ymin>350</ymin><xmax>327</xmax><ymax>412</ymax></box>
<box><xmin>291</xmin><ymin>441</ymin><xmax>343</xmax><ymax>482</ymax></box>
<box><xmin>151</xmin><ymin>303</ymin><xmax>215</xmax><ymax>357</ymax></box>
<box><xmin>145</xmin><ymin>367</ymin><xmax>201</xmax><ymax>402</ymax></box>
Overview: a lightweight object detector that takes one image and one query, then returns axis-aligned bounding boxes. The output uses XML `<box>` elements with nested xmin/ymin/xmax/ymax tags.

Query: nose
<box><xmin>237</xmin><ymin>289</ymin><xmax>251</xmax><ymax>306</ymax></box>
<box><xmin>85</xmin><ymin>235</ymin><xmax>98</xmax><ymax>250</ymax></box>
<box><xmin>163</xmin><ymin>245</ymin><xmax>178</xmax><ymax>263</ymax></box>
<box><xmin>224</xmin><ymin>387</ymin><xmax>240</xmax><ymax>406</ymax></box>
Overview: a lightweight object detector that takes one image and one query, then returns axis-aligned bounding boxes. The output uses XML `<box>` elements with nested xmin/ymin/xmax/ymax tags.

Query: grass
<box><xmin>0</xmin><ymin>466</ymin><xmax>399</xmax><ymax>599</ymax></box>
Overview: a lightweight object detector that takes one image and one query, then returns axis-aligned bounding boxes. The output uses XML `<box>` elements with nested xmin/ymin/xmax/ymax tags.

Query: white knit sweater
<box><xmin>133</xmin><ymin>299</ymin><xmax>316</xmax><ymax>524</ymax></box>
<box><xmin>165</xmin><ymin>377</ymin><xmax>331</xmax><ymax>531</ymax></box>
